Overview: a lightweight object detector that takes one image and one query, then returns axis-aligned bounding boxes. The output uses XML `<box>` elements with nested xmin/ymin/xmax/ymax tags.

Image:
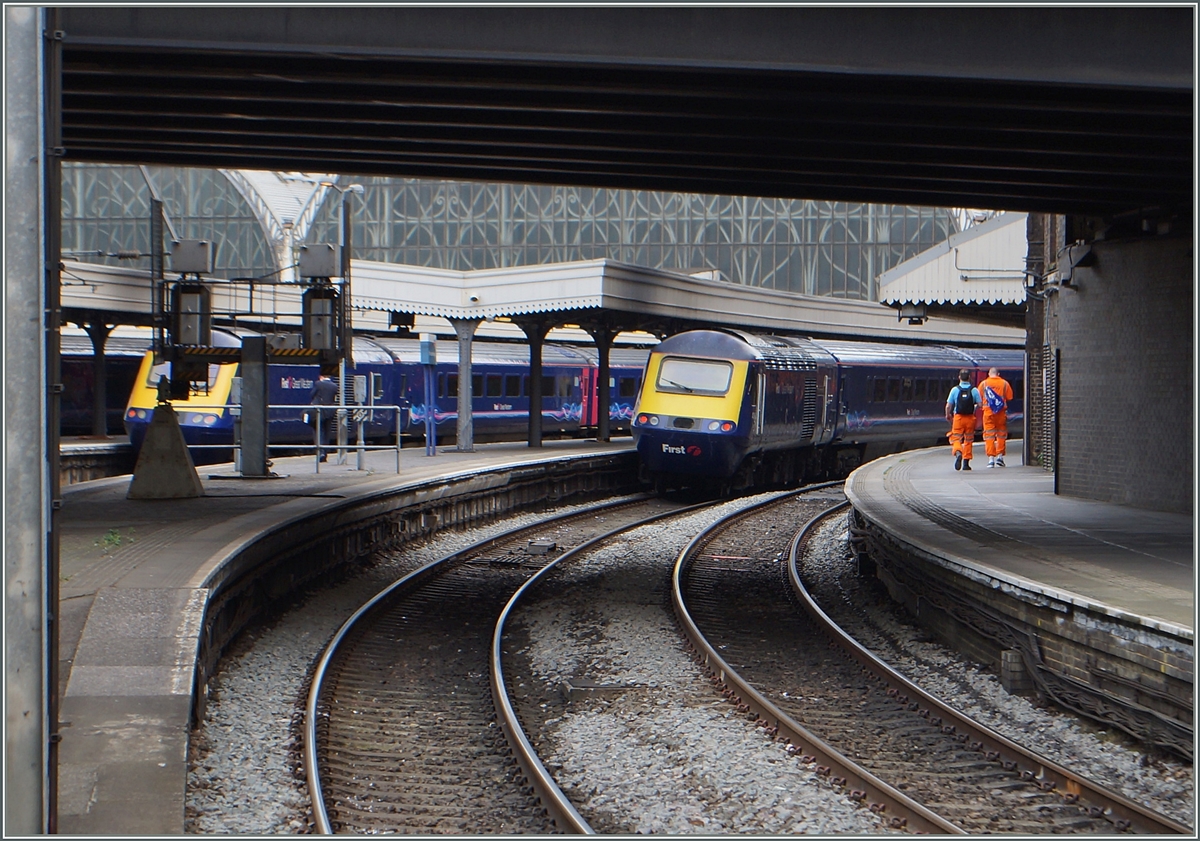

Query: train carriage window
<box><xmin>472</xmin><ymin>373</ymin><xmax>483</xmax><ymax>397</ymax></box>
<box><xmin>887</xmin><ymin>377</ymin><xmax>901</xmax><ymax>402</ymax></box>
<box><xmin>872</xmin><ymin>378</ymin><xmax>886</xmax><ymax>403</ymax></box>
<box><xmin>446</xmin><ymin>374</ymin><xmax>458</xmax><ymax>400</ymax></box>
<box><xmin>618</xmin><ymin>377</ymin><xmax>639</xmax><ymax>398</ymax></box>
<box><xmin>541</xmin><ymin>375</ymin><xmax>555</xmax><ymax>398</ymax></box>
<box><xmin>657</xmin><ymin>357</ymin><xmax>733</xmax><ymax>395</ymax></box>
<box><xmin>437</xmin><ymin>373</ymin><xmax>446</xmax><ymax>398</ymax></box>
<box><xmin>914</xmin><ymin>378</ymin><xmax>927</xmax><ymax>402</ymax></box>
<box><xmin>486</xmin><ymin>374</ymin><xmax>502</xmax><ymax>397</ymax></box>
<box><xmin>504</xmin><ymin>374</ymin><xmax>521</xmax><ymax>398</ymax></box>
<box><xmin>901</xmin><ymin>377</ymin><xmax>914</xmax><ymax>402</ymax></box>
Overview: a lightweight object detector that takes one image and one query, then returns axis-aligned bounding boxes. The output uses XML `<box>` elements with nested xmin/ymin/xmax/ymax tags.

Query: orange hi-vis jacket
<box><xmin>979</xmin><ymin>374</ymin><xmax>1014</xmax><ymax>459</ymax></box>
<box><xmin>979</xmin><ymin>375</ymin><xmax>1014</xmax><ymax>417</ymax></box>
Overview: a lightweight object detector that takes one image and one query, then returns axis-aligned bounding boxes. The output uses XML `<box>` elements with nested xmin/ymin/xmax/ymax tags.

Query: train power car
<box><xmin>124</xmin><ymin>329</ymin><xmax>649</xmax><ymax>463</ymax></box>
<box><xmin>632</xmin><ymin>329</ymin><xmax>1023</xmax><ymax>493</ymax></box>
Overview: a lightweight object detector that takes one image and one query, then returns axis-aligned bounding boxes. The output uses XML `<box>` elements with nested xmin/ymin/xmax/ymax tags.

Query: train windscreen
<box><xmin>657</xmin><ymin>357</ymin><xmax>733</xmax><ymax>396</ymax></box>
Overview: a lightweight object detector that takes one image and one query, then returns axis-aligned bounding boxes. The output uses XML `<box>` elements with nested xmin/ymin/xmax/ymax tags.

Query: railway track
<box><xmin>673</xmin><ymin>487</ymin><xmax>1191</xmax><ymax>835</ymax></box>
<box><xmin>304</xmin><ymin>495</ymin><xmax>700</xmax><ymax>834</ymax></box>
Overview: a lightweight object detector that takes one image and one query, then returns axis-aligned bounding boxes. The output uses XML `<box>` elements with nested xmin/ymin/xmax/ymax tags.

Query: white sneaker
<box><xmin>996</xmin><ymin>456</ymin><xmax>1005</xmax><ymax>467</ymax></box>
<box><xmin>988</xmin><ymin>457</ymin><xmax>996</xmax><ymax>468</ymax></box>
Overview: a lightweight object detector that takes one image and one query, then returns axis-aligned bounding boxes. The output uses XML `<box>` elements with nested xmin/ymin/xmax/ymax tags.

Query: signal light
<box><xmin>637</xmin><ymin>414</ymin><xmax>649</xmax><ymax>424</ymax></box>
<box><xmin>720</xmin><ymin>421</ymin><xmax>735</xmax><ymax>432</ymax></box>
<box><xmin>203</xmin><ymin>415</ymin><xmax>217</xmax><ymax>425</ymax></box>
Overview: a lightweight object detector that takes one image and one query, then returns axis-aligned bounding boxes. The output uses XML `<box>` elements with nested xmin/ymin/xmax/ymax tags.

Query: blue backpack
<box><xmin>983</xmin><ymin>384</ymin><xmax>1006</xmax><ymax>413</ymax></box>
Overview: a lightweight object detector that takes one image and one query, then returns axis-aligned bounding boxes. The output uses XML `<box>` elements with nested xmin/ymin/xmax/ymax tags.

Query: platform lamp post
<box><xmin>322</xmin><ymin>182</ymin><xmax>363</xmax><ymax>464</ymax></box>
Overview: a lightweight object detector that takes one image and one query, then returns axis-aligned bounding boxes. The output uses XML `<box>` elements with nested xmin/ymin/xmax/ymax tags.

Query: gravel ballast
<box><xmin>186</xmin><ymin>491</ymin><xmax>1194</xmax><ymax>833</ymax></box>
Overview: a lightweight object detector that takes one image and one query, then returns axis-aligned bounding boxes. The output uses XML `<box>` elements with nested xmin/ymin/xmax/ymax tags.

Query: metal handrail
<box><xmin>148</xmin><ymin>402</ymin><xmax>405</xmax><ymax>472</ymax></box>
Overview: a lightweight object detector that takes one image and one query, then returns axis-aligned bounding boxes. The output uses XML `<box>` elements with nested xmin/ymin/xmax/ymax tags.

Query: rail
<box><xmin>304</xmin><ymin>498</ymin><xmax>664</xmax><ymax>834</ymax></box>
<box><xmin>155</xmin><ymin>402</ymin><xmax>405</xmax><ymax>473</ymax></box>
<box><xmin>490</xmin><ymin>498</ymin><xmax>719</xmax><ymax>834</ymax></box>
<box><xmin>670</xmin><ymin>488</ymin><xmax>961</xmax><ymax>835</ymax></box>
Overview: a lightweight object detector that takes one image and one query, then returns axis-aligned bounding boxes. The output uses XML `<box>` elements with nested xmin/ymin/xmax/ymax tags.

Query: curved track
<box><xmin>305</xmin><ymin>496</ymin><xmax>696</xmax><ymax>834</ymax></box>
<box><xmin>673</xmin><ymin>488</ymin><xmax>1191</xmax><ymax>835</ymax></box>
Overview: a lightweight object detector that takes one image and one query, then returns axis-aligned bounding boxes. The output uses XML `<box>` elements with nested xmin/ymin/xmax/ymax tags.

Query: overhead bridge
<box><xmin>55</xmin><ymin>6</ymin><xmax>1192</xmax><ymax>216</ymax></box>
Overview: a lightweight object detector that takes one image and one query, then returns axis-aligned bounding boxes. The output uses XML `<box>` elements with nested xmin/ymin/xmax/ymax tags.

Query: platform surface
<box><xmin>845</xmin><ymin>442</ymin><xmax>1194</xmax><ymax>636</ymax></box>
<box><xmin>55</xmin><ymin>438</ymin><xmax>634</xmax><ymax>835</ymax></box>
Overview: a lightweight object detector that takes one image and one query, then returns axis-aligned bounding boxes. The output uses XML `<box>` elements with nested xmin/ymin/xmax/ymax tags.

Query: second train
<box><xmin>631</xmin><ymin>329</ymin><xmax>1023</xmax><ymax>493</ymax></box>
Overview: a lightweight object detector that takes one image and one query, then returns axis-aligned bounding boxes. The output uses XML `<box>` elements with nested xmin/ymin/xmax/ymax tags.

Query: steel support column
<box><xmin>5</xmin><ymin>6</ymin><xmax>52</xmax><ymax>833</ymax></box>
<box><xmin>584</xmin><ymin>322</ymin><xmax>615</xmax><ymax>442</ymax></box>
<box><xmin>240</xmin><ymin>336</ymin><xmax>269</xmax><ymax>476</ymax></box>
<box><xmin>515</xmin><ymin>317</ymin><xmax>551</xmax><ymax>448</ymax></box>
<box><xmin>451</xmin><ymin>318</ymin><xmax>481</xmax><ymax>452</ymax></box>
<box><xmin>82</xmin><ymin>317</ymin><xmax>113</xmax><ymax>437</ymax></box>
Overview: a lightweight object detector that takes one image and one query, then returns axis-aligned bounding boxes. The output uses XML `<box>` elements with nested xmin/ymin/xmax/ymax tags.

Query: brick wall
<box><xmin>1048</xmin><ymin>236</ymin><xmax>1193</xmax><ymax>513</ymax></box>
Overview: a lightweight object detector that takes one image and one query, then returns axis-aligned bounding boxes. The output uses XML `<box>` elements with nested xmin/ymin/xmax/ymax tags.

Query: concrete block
<box><xmin>127</xmin><ymin>407</ymin><xmax>204</xmax><ymax>499</ymax></box>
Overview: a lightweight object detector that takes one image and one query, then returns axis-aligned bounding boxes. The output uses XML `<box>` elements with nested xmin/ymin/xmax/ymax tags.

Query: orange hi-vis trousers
<box><xmin>983</xmin><ymin>411</ymin><xmax>1008</xmax><ymax>458</ymax></box>
<box><xmin>950</xmin><ymin>414</ymin><xmax>976</xmax><ymax>462</ymax></box>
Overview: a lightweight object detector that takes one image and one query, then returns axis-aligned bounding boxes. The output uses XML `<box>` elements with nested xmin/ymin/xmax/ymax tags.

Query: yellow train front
<box><xmin>632</xmin><ymin>330</ymin><xmax>839</xmax><ymax>491</ymax></box>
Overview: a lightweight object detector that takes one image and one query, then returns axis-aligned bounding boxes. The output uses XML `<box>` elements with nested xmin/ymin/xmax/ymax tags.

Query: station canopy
<box><xmin>879</xmin><ymin>212</ymin><xmax>1029</xmax><ymax>329</ymax></box>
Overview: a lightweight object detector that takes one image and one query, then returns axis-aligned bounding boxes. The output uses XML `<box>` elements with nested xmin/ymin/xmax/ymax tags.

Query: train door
<box><xmin>754</xmin><ymin>371</ymin><xmax>766</xmax><ymax>436</ymax></box>
<box><xmin>820</xmin><ymin>373</ymin><xmax>835</xmax><ymax>443</ymax></box>
<box><xmin>580</xmin><ymin>367</ymin><xmax>594</xmax><ymax>428</ymax></box>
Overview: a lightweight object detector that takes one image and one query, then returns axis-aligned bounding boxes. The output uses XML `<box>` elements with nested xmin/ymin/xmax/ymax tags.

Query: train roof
<box><xmin>952</xmin><ymin>347</ymin><xmax>1026</xmax><ymax>368</ymax></box>
<box><xmin>60</xmin><ymin>334</ymin><xmax>150</xmax><ymax>357</ymax></box>
<box><xmin>570</xmin><ymin>346</ymin><xmax>652</xmax><ymax>368</ymax></box>
<box><xmin>371</xmin><ymin>336</ymin><xmax>608</xmax><ymax>368</ymax></box>
<box><xmin>809</xmin><ymin>338</ymin><xmax>978</xmax><ymax>367</ymax></box>
<box><xmin>655</xmin><ymin>329</ymin><xmax>835</xmax><ymax>371</ymax></box>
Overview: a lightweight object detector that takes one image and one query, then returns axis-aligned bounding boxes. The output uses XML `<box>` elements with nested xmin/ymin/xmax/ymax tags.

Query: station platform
<box><xmin>55</xmin><ymin>438</ymin><xmax>635</xmax><ymax>835</ymax></box>
<box><xmin>844</xmin><ymin>442</ymin><xmax>1194</xmax><ymax>635</ymax></box>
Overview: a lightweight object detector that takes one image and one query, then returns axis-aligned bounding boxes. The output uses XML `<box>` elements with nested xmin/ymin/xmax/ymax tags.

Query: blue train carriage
<box><xmin>810</xmin><ymin>339</ymin><xmax>986</xmax><ymax>469</ymax></box>
<box><xmin>632</xmin><ymin>329</ymin><xmax>840</xmax><ymax>492</ymax></box>
<box><xmin>61</xmin><ymin>330</ymin><xmax>150</xmax><ymax>436</ymax></box>
<box><xmin>574</xmin><ymin>344</ymin><xmax>652</xmax><ymax>433</ymax></box>
<box><xmin>125</xmin><ymin>331</ymin><xmax>403</xmax><ymax>464</ymax></box>
<box><xmin>265</xmin><ymin>336</ymin><xmax>402</xmax><ymax>450</ymax></box>
<box><xmin>372</xmin><ymin>336</ymin><xmax>646</xmax><ymax>443</ymax></box>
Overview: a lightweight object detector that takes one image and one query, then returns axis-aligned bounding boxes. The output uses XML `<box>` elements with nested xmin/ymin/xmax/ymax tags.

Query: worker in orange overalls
<box><xmin>945</xmin><ymin>369</ymin><xmax>980</xmax><ymax>471</ymax></box>
<box><xmin>979</xmin><ymin>366</ymin><xmax>1015</xmax><ymax>467</ymax></box>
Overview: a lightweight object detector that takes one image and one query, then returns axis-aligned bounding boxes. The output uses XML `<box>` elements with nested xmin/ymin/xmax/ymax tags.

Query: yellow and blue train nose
<box><xmin>631</xmin><ymin>350</ymin><xmax>749</xmax><ymax>477</ymax></box>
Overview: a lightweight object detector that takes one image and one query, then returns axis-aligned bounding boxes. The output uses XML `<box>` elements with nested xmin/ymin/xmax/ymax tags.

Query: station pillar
<box><xmin>451</xmin><ymin>318</ymin><xmax>481</xmax><ymax>452</ymax></box>
<box><xmin>239</xmin><ymin>336</ymin><xmax>270</xmax><ymax>476</ymax></box>
<box><xmin>515</xmin><ymin>317</ymin><xmax>551</xmax><ymax>448</ymax></box>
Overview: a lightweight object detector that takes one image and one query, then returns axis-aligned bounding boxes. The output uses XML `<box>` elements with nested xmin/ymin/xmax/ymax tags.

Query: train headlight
<box><xmin>649</xmin><ymin>415</ymin><xmax>660</xmax><ymax>426</ymax></box>
<box><xmin>720</xmin><ymin>421</ymin><xmax>735</xmax><ymax>432</ymax></box>
<box><xmin>191</xmin><ymin>414</ymin><xmax>204</xmax><ymax>424</ymax></box>
<box><xmin>136</xmin><ymin>410</ymin><xmax>147</xmax><ymax>419</ymax></box>
<box><xmin>708</xmin><ymin>420</ymin><xmax>720</xmax><ymax>431</ymax></box>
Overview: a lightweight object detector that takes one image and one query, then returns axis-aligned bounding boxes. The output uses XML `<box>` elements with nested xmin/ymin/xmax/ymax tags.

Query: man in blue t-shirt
<box><xmin>944</xmin><ymin>369</ymin><xmax>980</xmax><ymax>471</ymax></box>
